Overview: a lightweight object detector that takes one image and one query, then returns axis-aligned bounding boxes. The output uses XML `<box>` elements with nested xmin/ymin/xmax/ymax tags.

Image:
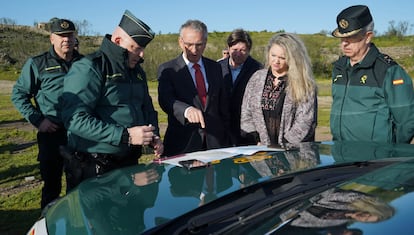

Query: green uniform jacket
<box><xmin>330</xmin><ymin>44</ymin><xmax>414</xmax><ymax>143</ymax></box>
<box><xmin>11</xmin><ymin>47</ymin><xmax>83</xmax><ymax>127</ymax></box>
<box><xmin>61</xmin><ymin>35</ymin><xmax>159</xmax><ymax>156</ymax></box>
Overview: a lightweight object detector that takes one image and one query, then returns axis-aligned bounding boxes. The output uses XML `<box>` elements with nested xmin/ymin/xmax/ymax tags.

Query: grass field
<box><xmin>0</xmin><ymin>79</ymin><xmax>332</xmax><ymax>235</ymax></box>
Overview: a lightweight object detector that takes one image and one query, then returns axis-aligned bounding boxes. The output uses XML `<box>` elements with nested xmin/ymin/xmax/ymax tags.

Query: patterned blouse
<box><xmin>261</xmin><ymin>70</ymin><xmax>287</xmax><ymax>145</ymax></box>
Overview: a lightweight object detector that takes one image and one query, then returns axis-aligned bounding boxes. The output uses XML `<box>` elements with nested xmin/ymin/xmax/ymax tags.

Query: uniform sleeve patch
<box><xmin>393</xmin><ymin>79</ymin><xmax>404</xmax><ymax>85</ymax></box>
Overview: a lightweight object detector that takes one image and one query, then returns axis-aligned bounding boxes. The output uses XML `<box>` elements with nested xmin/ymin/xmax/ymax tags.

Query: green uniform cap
<box><xmin>118</xmin><ymin>10</ymin><xmax>155</xmax><ymax>47</ymax></box>
<box><xmin>332</xmin><ymin>5</ymin><xmax>373</xmax><ymax>38</ymax></box>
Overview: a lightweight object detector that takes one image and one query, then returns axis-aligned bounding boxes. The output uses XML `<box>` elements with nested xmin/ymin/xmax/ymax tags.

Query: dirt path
<box><xmin>0</xmin><ymin>80</ymin><xmax>14</xmax><ymax>95</ymax></box>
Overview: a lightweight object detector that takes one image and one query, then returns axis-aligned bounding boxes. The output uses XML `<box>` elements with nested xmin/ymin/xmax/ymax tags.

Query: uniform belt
<box><xmin>74</xmin><ymin>152</ymin><xmax>114</xmax><ymax>166</ymax></box>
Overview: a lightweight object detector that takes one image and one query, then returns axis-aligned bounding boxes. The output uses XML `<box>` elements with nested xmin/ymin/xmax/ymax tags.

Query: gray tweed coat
<box><xmin>240</xmin><ymin>69</ymin><xmax>317</xmax><ymax>146</ymax></box>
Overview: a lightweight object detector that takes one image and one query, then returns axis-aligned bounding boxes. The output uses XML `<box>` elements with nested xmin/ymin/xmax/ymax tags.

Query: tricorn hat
<box><xmin>50</xmin><ymin>18</ymin><xmax>76</xmax><ymax>34</ymax></box>
<box><xmin>332</xmin><ymin>5</ymin><xmax>373</xmax><ymax>38</ymax></box>
<box><xmin>118</xmin><ymin>10</ymin><xmax>155</xmax><ymax>47</ymax></box>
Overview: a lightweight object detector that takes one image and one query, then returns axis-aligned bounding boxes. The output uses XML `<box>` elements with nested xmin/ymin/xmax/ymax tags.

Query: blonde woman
<box><xmin>240</xmin><ymin>32</ymin><xmax>317</xmax><ymax>147</ymax></box>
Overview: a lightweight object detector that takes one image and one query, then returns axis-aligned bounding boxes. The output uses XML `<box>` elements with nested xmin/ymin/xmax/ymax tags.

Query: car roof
<box><xmin>43</xmin><ymin>141</ymin><xmax>414</xmax><ymax>234</ymax></box>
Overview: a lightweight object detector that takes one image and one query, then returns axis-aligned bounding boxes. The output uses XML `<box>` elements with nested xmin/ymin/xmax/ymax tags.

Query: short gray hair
<box><xmin>179</xmin><ymin>19</ymin><xmax>208</xmax><ymax>41</ymax></box>
<box><xmin>361</xmin><ymin>21</ymin><xmax>374</xmax><ymax>34</ymax></box>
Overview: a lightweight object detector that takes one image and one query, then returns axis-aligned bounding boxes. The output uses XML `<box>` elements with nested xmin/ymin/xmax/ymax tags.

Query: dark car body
<box><xmin>28</xmin><ymin>141</ymin><xmax>414</xmax><ymax>235</ymax></box>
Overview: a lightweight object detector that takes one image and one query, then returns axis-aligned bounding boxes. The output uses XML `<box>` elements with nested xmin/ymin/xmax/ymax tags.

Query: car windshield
<box><xmin>144</xmin><ymin>158</ymin><xmax>402</xmax><ymax>234</ymax></box>
<box><xmin>143</xmin><ymin>142</ymin><xmax>414</xmax><ymax>235</ymax></box>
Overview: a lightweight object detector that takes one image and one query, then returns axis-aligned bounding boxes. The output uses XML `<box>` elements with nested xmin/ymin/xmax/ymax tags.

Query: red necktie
<box><xmin>193</xmin><ymin>63</ymin><xmax>207</xmax><ymax>107</ymax></box>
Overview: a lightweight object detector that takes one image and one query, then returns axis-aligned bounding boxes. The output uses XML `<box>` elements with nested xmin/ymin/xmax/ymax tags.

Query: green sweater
<box><xmin>330</xmin><ymin>44</ymin><xmax>414</xmax><ymax>143</ymax></box>
<box><xmin>11</xmin><ymin>47</ymin><xmax>83</xmax><ymax>127</ymax></box>
<box><xmin>61</xmin><ymin>35</ymin><xmax>159</xmax><ymax>156</ymax></box>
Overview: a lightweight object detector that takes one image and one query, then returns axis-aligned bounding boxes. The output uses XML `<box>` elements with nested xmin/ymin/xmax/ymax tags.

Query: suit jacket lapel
<box><xmin>202</xmin><ymin>58</ymin><xmax>214</xmax><ymax>108</ymax></box>
<box><xmin>233</xmin><ymin>57</ymin><xmax>252</xmax><ymax>89</ymax></box>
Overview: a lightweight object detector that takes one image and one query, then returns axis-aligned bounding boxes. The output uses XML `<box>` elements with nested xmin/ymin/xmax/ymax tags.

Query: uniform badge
<box><xmin>360</xmin><ymin>75</ymin><xmax>367</xmax><ymax>84</ymax></box>
<box><xmin>339</xmin><ymin>19</ymin><xmax>349</xmax><ymax>29</ymax></box>
<box><xmin>393</xmin><ymin>79</ymin><xmax>404</xmax><ymax>85</ymax></box>
<box><xmin>383</xmin><ymin>55</ymin><xmax>394</xmax><ymax>64</ymax></box>
<box><xmin>60</xmin><ymin>21</ymin><xmax>70</xmax><ymax>29</ymax></box>
<box><xmin>334</xmin><ymin>74</ymin><xmax>342</xmax><ymax>83</ymax></box>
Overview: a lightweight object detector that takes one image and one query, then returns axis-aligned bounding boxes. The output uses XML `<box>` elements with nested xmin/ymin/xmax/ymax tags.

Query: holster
<box><xmin>60</xmin><ymin>146</ymin><xmax>113</xmax><ymax>191</ymax></box>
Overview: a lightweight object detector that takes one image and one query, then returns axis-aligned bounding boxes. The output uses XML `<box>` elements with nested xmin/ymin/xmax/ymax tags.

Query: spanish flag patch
<box><xmin>393</xmin><ymin>79</ymin><xmax>404</xmax><ymax>85</ymax></box>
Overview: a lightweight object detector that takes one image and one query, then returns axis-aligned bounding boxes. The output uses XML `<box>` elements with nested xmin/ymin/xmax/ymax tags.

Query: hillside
<box><xmin>1</xmin><ymin>25</ymin><xmax>413</xmax><ymax>82</ymax></box>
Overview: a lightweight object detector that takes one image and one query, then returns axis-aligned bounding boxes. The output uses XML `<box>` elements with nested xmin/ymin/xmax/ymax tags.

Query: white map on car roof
<box><xmin>156</xmin><ymin>146</ymin><xmax>284</xmax><ymax>167</ymax></box>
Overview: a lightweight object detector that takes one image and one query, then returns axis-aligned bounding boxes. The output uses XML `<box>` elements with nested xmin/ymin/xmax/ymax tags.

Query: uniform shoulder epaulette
<box><xmin>31</xmin><ymin>51</ymin><xmax>59</xmax><ymax>73</ymax></box>
<box><xmin>378</xmin><ymin>53</ymin><xmax>397</xmax><ymax>66</ymax></box>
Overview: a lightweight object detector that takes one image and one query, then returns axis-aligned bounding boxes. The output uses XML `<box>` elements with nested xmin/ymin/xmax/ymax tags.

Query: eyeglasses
<box><xmin>181</xmin><ymin>38</ymin><xmax>205</xmax><ymax>49</ymax></box>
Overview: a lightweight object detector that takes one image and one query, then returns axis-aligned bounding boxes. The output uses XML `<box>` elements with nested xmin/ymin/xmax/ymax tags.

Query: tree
<box><xmin>384</xmin><ymin>20</ymin><xmax>413</xmax><ymax>39</ymax></box>
<box><xmin>74</xmin><ymin>19</ymin><xmax>92</xmax><ymax>36</ymax></box>
<box><xmin>0</xmin><ymin>17</ymin><xmax>16</xmax><ymax>26</ymax></box>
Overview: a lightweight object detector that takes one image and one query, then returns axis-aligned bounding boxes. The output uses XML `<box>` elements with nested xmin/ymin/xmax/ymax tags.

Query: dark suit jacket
<box><xmin>219</xmin><ymin>56</ymin><xmax>263</xmax><ymax>145</ymax></box>
<box><xmin>158</xmin><ymin>55</ymin><xmax>231</xmax><ymax>156</ymax></box>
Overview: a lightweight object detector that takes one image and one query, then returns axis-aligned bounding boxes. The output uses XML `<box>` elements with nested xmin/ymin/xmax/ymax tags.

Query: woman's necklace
<box><xmin>272</xmin><ymin>72</ymin><xmax>286</xmax><ymax>87</ymax></box>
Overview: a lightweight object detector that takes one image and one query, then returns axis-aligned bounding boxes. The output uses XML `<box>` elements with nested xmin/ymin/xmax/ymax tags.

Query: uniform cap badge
<box><xmin>339</xmin><ymin>19</ymin><xmax>349</xmax><ymax>29</ymax></box>
<box><xmin>60</xmin><ymin>21</ymin><xmax>70</xmax><ymax>29</ymax></box>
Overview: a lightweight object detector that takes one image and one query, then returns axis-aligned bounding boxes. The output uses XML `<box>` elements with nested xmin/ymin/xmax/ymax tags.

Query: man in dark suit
<box><xmin>219</xmin><ymin>29</ymin><xmax>263</xmax><ymax>146</ymax></box>
<box><xmin>157</xmin><ymin>19</ymin><xmax>231</xmax><ymax>156</ymax></box>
